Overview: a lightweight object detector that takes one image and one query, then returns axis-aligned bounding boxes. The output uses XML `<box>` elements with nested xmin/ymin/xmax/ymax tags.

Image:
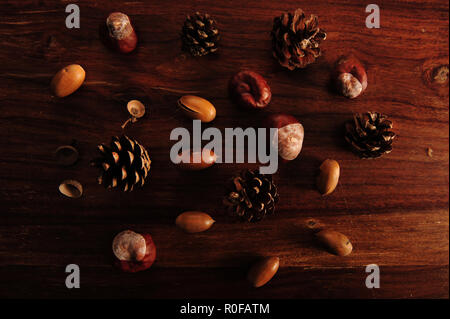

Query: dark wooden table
<box><xmin>0</xmin><ymin>0</ymin><xmax>448</xmax><ymax>299</ymax></box>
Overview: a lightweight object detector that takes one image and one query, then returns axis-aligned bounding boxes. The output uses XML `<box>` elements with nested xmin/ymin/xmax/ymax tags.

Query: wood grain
<box><xmin>0</xmin><ymin>0</ymin><xmax>448</xmax><ymax>298</ymax></box>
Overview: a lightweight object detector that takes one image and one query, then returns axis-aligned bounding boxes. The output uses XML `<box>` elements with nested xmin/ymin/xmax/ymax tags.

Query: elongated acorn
<box><xmin>178</xmin><ymin>95</ymin><xmax>216</xmax><ymax>123</ymax></box>
<box><xmin>175</xmin><ymin>148</ymin><xmax>217</xmax><ymax>170</ymax></box>
<box><xmin>316</xmin><ymin>159</ymin><xmax>340</xmax><ymax>195</ymax></box>
<box><xmin>51</xmin><ymin>64</ymin><xmax>85</xmax><ymax>97</ymax></box>
<box><xmin>247</xmin><ymin>257</ymin><xmax>280</xmax><ymax>288</ymax></box>
<box><xmin>315</xmin><ymin>229</ymin><xmax>352</xmax><ymax>256</ymax></box>
<box><xmin>175</xmin><ymin>211</ymin><xmax>215</xmax><ymax>233</ymax></box>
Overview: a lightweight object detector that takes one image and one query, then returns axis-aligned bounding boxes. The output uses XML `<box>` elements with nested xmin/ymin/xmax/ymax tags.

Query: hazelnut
<box><xmin>229</xmin><ymin>71</ymin><xmax>272</xmax><ymax>109</ymax></box>
<box><xmin>334</xmin><ymin>55</ymin><xmax>367</xmax><ymax>99</ymax></box>
<box><xmin>106</xmin><ymin>12</ymin><xmax>138</xmax><ymax>54</ymax></box>
<box><xmin>266</xmin><ymin>113</ymin><xmax>304</xmax><ymax>161</ymax></box>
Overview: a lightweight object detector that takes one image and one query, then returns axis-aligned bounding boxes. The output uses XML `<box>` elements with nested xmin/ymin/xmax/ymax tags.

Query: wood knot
<box><xmin>432</xmin><ymin>65</ymin><xmax>449</xmax><ymax>85</ymax></box>
<box><xmin>422</xmin><ymin>58</ymin><xmax>449</xmax><ymax>97</ymax></box>
<box><xmin>305</xmin><ymin>218</ymin><xmax>324</xmax><ymax>232</ymax></box>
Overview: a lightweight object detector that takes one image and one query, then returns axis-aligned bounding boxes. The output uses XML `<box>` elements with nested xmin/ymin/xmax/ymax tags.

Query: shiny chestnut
<box><xmin>229</xmin><ymin>71</ymin><xmax>272</xmax><ymax>109</ymax></box>
<box><xmin>333</xmin><ymin>55</ymin><xmax>367</xmax><ymax>99</ymax></box>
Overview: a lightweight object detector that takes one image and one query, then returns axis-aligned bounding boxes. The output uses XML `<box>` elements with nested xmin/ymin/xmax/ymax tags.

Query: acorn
<box><xmin>316</xmin><ymin>159</ymin><xmax>340</xmax><ymax>195</ymax></box>
<box><xmin>316</xmin><ymin>229</ymin><xmax>353</xmax><ymax>256</ymax></box>
<box><xmin>175</xmin><ymin>148</ymin><xmax>217</xmax><ymax>171</ymax></box>
<box><xmin>175</xmin><ymin>211</ymin><xmax>215</xmax><ymax>233</ymax></box>
<box><xmin>50</xmin><ymin>64</ymin><xmax>85</xmax><ymax>97</ymax></box>
<box><xmin>247</xmin><ymin>257</ymin><xmax>280</xmax><ymax>288</ymax></box>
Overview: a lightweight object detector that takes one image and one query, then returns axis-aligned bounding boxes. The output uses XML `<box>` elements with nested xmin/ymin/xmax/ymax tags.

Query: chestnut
<box><xmin>266</xmin><ymin>113</ymin><xmax>304</xmax><ymax>161</ymax></box>
<box><xmin>333</xmin><ymin>55</ymin><xmax>367</xmax><ymax>99</ymax></box>
<box><xmin>106</xmin><ymin>12</ymin><xmax>138</xmax><ymax>54</ymax></box>
<box><xmin>229</xmin><ymin>71</ymin><xmax>271</xmax><ymax>109</ymax></box>
<box><xmin>112</xmin><ymin>230</ymin><xmax>156</xmax><ymax>272</ymax></box>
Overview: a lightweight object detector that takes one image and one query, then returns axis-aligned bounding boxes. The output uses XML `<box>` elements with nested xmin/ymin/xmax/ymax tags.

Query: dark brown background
<box><xmin>0</xmin><ymin>0</ymin><xmax>448</xmax><ymax>299</ymax></box>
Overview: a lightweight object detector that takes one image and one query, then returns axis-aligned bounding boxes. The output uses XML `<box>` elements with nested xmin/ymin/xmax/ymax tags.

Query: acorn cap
<box><xmin>59</xmin><ymin>180</ymin><xmax>83</xmax><ymax>198</ymax></box>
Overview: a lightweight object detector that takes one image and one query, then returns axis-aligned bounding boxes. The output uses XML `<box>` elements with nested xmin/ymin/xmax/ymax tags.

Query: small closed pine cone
<box><xmin>181</xmin><ymin>12</ymin><xmax>220</xmax><ymax>56</ymax></box>
<box><xmin>92</xmin><ymin>135</ymin><xmax>151</xmax><ymax>191</ymax></box>
<box><xmin>271</xmin><ymin>8</ymin><xmax>327</xmax><ymax>70</ymax></box>
<box><xmin>223</xmin><ymin>169</ymin><xmax>279</xmax><ymax>222</ymax></box>
<box><xmin>345</xmin><ymin>112</ymin><xmax>396</xmax><ymax>158</ymax></box>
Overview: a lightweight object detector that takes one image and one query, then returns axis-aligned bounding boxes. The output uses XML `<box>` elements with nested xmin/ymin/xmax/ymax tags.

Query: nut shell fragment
<box><xmin>112</xmin><ymin>230</ymin><xmax>147</xmax><ymax>262</ymax></box>
<box><xmin>54</xmin><ymin>145</ymin><xmax>79</xmax><ymax>166</ymax></box>
<box><xmin>176</xmin><ymin>211</ymin><xmax>215</xmax><ymax>233</ymax></box>
<box><xmin>247</xmin><ymin>257</ymin><xmax>280</xmax><ymax>288</ymax></box>
<box><xmin>58</xmin><ymin>180</ymin><xmax>83</xmax><ymax>198</ymax></box>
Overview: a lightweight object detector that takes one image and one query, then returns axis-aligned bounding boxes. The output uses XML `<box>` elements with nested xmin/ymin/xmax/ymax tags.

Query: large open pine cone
<box><xmin>345</xmin><ymin>112</ymin><xmax>396</xmax><ymax>158</ymax></box>
<box><xmin>271</xmin><ymin>8</ymin><xmax>326</xmax><ymax>70</ymax></box>
<box><xmin>92</xmin><ymin>135</ymin><xmax>151</xmax><ymax>191</ymax></box>
<box><xmin>181</xmin><ymin>12</ymin><xmax>220</xmax><ymax>56</ymax></box>
<box><xmin>224</xmin><ymin>169</ymin><xmax>279</xmax><ymax>222</ymax></box>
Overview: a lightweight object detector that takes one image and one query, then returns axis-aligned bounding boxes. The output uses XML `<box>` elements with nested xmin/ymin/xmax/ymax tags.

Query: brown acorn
<box><xmin>175</xmin><ymin>211</ymin><xmax>215</xmax><ymax>233</ymax></box>
<box><xmin>316</xmin><ymin>229</ymin><xmax>352</xmax><ymax>256</ymax></box>
<box><xmin>247</xmin><ymin>257</ymin><xmax>280</xmax><ymax>288</ymax></box>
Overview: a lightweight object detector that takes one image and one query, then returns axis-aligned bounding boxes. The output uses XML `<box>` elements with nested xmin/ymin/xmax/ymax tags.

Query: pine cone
<box><xmin>223</xmin><ymin>169</ymin><xmax>279</xmax><ymax>222</ymax></box>
<box><xmin>271</xmin><ymin>8</ymin><xmax>326</xmax><ymax>70</ymax></box>
<box><xmin>181</xmin><ymin>12</ymin><xmax>220</xmax><ymax>56</ymax></box>
<box><xmin>92</xmin><ymin>135</ymin><xmax>151</xmax><ymax>191</ymax></box>
<box><xmin>345</xmin><ymin>112</ymin><xmax>396</xmax><ymax>158</ymax></box>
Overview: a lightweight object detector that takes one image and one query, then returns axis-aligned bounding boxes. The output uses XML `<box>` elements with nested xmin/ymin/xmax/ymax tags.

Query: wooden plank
<box><xmin>0</xmin><ymin>0</ymin><xmax>448</xmax><ymax>298</ymax></box>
